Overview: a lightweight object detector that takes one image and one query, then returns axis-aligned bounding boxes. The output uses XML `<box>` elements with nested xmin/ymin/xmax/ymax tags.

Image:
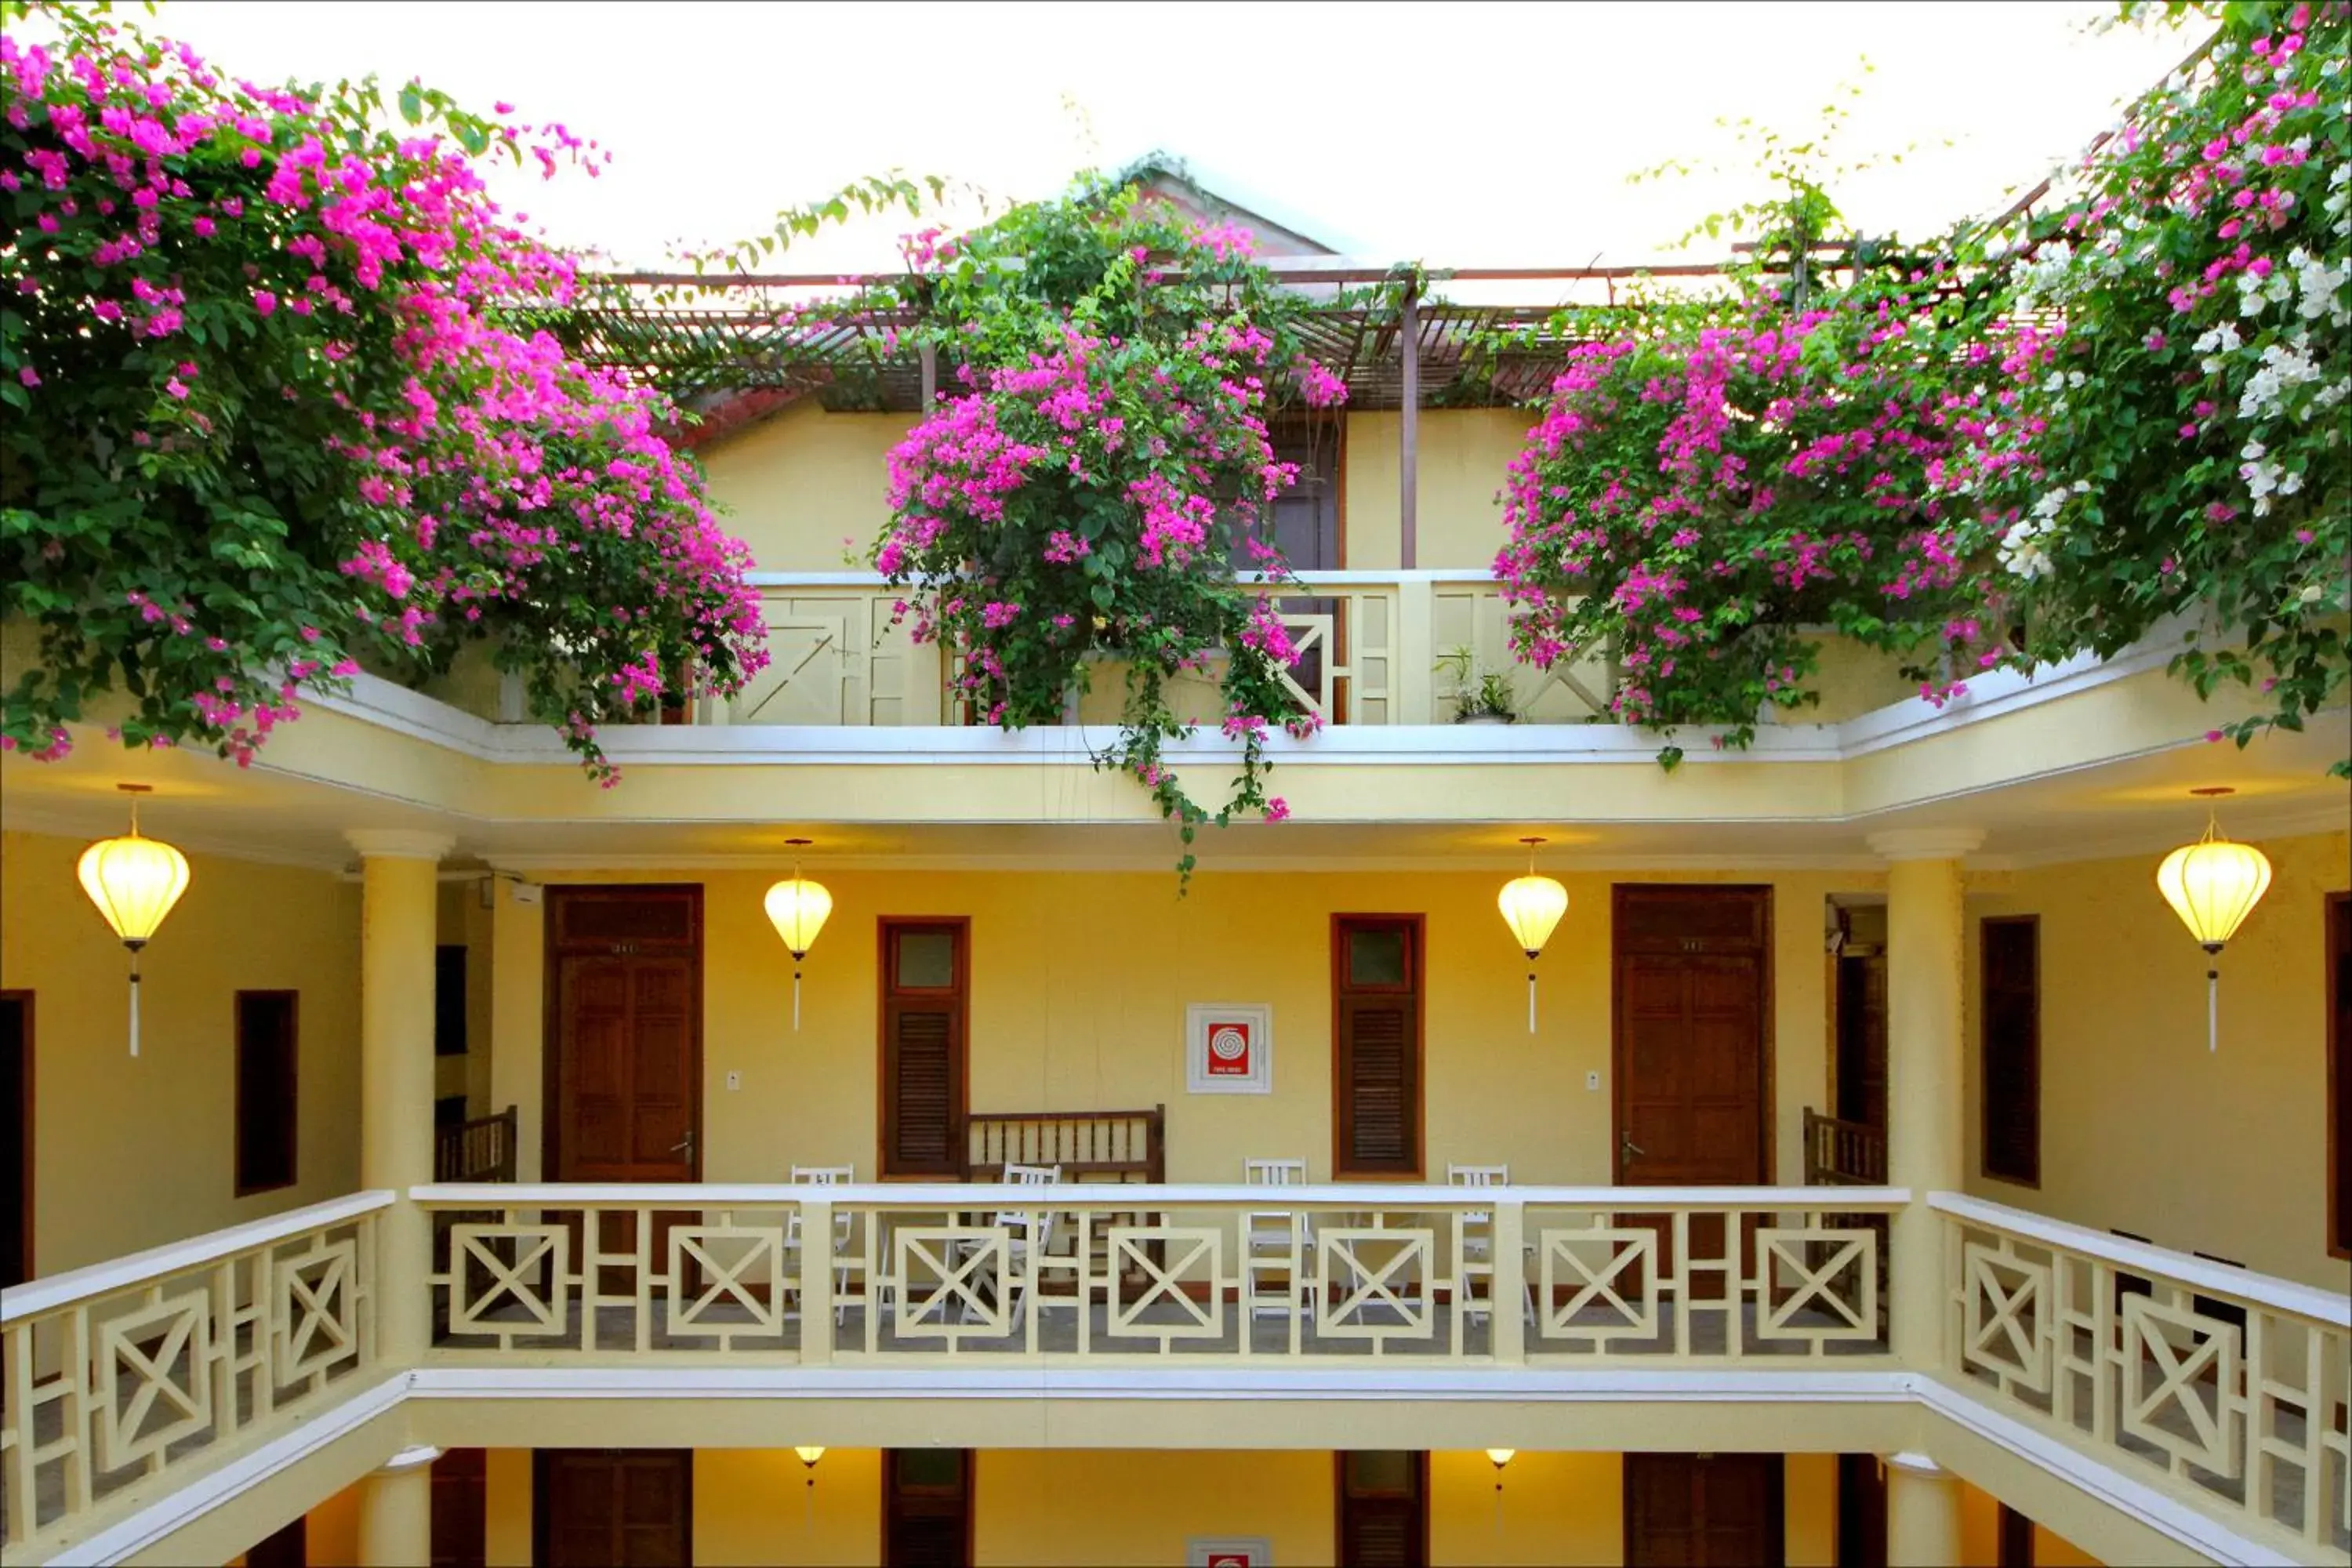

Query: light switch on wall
<box><xmin>1585</xmin><ymin>1070</ymin><xmax>1602</xmax><ymax>1091</ymax></box>
<box><xmin>725</xmin><ymin>1070</ymin><xmax>742</xmax><ymax>1092</ymax></box>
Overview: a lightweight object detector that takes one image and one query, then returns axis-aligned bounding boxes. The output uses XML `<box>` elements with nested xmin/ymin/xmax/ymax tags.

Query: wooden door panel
<box><xmin>1627</xmin><ymin>1454</ymin><xmax>1783</xmax><ymax>1567</ymax></box>
<box><xmin>537</xmin><ymin>1450</ymin><xmax>690</xmax><ymax>1568</ymax></box>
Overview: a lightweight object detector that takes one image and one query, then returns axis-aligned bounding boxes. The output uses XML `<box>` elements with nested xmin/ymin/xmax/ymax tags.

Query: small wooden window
<box><xmin>885</xmin><ymin>1448</ymin><xmax>972</xmax><ymax>1568</ymax></box>
<box><xmin>234</xmin><ymin>991</ymin><xmax>298</xmax><ymax>1196</ymax></box>
<box><xmin>435</xmin><ymin>945</ymin><xmax>468</xmax><ymax>1057</ymax></box>
<box><xmin>1336</xmin><ymin>1450</ymin><xmax>1426</xmax><ymax>1568</ymax></box>
<box><xmin>880</xmin><ymin>920</ymin><xmax>969</xmax><ymax>1177</ymax></box>
<box><xmin>2328</xmin><ymin>893</ymin><xmax>2349</xmax><ymax>1260</ymax></box>
<box><xmin>1334</xmin><ymin>916</ymin><xmax>1424</xmax><ymax>1178</ymax></box>
<box><xmin>1979</xmin><ymin>916</ymin><xmax>2040</xmax><ymax>1186</ymax></box>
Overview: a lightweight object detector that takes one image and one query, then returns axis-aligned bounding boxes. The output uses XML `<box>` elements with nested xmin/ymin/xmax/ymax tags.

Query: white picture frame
<box><xmin>1185</xmin><ymin>1002</ymin><xmax>1273</xmax><ymax>1095</ymax></box>
<box><xmin>1187</xmin><ymin>1537</ymin><xmax>1273</xmax><ymax>1568</ymax></box>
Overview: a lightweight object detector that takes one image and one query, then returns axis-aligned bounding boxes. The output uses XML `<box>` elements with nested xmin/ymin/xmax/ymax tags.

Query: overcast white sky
<box><xmin>139</xmin><ymin>2</ymin><xmax>2197</xmax><ymax>285</ymax></box>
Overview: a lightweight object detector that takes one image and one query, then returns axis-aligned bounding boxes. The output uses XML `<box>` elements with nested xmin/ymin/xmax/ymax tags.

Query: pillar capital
<box><xmin>376</xmin><ymin>1444</ymin><xmax>443</xmax><ymax>1475</ymax></box>
<box><xmin>345</xmin><ymin>829</ymin><xmax>456</xmax><ymax>862</ymax></box>
<box><xmin>1883</xmin><ymin>1450</ymin><xmax>1950</xmax><ymax>1479</ymax></box>
<box><xmin>1867</xmin><ymin>827</ymin><xmax>1985</xmax><ymax>862</ymax></box>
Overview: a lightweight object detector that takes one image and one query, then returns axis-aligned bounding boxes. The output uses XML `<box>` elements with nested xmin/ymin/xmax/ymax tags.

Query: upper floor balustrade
<box><xmin>4</xmin><ymin>1184</ymin><xmax>2345</xmax><ymax>1563</ymax></box>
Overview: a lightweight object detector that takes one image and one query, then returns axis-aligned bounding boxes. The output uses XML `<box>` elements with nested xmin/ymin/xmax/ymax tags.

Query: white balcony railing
<box><xmin>11</xmin><ymin>1186</ymin><xmax>2347</xmax><ymax>1563</ymax></box>
<box><xmin>0</xmin><ymin>1193</ymin><xmax>390</xmax><ymax>1559</ymax></box>
<box><xmin>1937</xmin><ymin>1192</ymin><xmax>2352</xmax><ymax>1559</ymax></box>
<box><xmin>698</xmin><ymin>571</ymin><xmax>1617</xmax><ymax>729</ymax></box>
<box><xmin>414</xmin><ymin>1182</ymin><xmax>1902</xmax><ymax>1367</ymax></box>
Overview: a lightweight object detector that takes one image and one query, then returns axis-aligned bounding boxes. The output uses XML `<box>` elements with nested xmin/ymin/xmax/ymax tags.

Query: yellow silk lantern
<box><xmin>2155</xmin><ymin>788</ymin><xmax>2272</xmax><ymax>1054</ymax></box>
<box><xmin>1497</xmin><ymin>836</ymin><xmax>1569</xmax><ymax>1033</ymax></box>
<box><xmin>77</xmin><ymin>784</ymin><xmax>190</xmax><ymax>1058</ymax></box>
<box><xmin>764</xmin><ymin>838</ymin><xmax>833</xmax><ymax>1032</ymax></box>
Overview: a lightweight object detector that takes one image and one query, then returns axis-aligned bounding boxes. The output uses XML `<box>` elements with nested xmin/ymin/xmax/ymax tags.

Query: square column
<box><xmin>1869</xmin><ymin>828</ymin><xmax>1981</xmax><ymax>1366</ymax></box>
<box><xmin>347</xmin><ymin>829</ymin><xmax>454</xmax><ymax>1366</ymax></box>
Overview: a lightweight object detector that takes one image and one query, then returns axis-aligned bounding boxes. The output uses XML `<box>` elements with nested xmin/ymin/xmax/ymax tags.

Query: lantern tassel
<box><xmin>793</xmin><ymin>962</ymin><xmax>803</xmax><ymax>1033</ymax></box>
<box><xmin>129</xmin><ymin>955</ymin><xmax>140</xmax><ymax>1058</ymax></box>
<box><xmin>2207</xmin><ymin>967</ymin><xmax>2218</xmax><ymax>1054</ymax></box>
<box><xmin>1526</xmin><ymin>967</ymin><xmax>1537</xmax><ymax>1034</ymax></box>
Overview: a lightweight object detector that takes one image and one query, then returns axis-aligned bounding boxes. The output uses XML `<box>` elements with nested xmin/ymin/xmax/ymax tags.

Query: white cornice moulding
<box><xmin>1867</xmin><ymin>828</ymin><xmax>1987</xmax><ymax>862</ymax></box>
<box><xmin>344</xmin><ymin>828</ymin><xmax>458</xmax><ymax>862</ymax></box>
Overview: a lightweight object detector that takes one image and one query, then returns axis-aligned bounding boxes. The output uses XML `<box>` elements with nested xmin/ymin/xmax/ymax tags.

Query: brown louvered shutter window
<box><xmin>882</xmin><ymin>920</ymin><xmax>967</xmax><ymax>1177</ymax></box>
<box><xmin>1980</xmin><ymin>916</ymin><xmax>2041</xmax><ymax>1186</ymax></box>
<box><xmin>886</xmin><ymin>1450</ymin><xmax>972</xmax><ymax>1568</ymax></box>
<box><xmin>1338</xmin><ymin>1452</ymin><xmax>1426</xmax><ymax>1568</ymax></box>
<box><xmin>1335</xmin><ymin>916</ymin><xmax>1423</xmax><ymax>1177</ymax></box>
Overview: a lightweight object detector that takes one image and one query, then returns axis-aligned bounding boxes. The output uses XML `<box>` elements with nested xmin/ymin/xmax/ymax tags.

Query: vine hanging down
<box><xmin>861</xmin><ymin>178</ymin><xmax>1353</xmax><ymax>873</ymax></box>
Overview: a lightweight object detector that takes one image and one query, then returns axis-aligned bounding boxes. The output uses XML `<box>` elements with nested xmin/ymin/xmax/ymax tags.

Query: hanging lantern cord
<box><xmin>2204</xmin><ymin>943</ymin><xmax>2222</xmax><ymax>1054</ymax></box>
<box><xmin>126</xmin><ymin>938</ymin><xmax>145</xmax><ymax>1058</ymax></box>
<box><xmin>126</xmin><ymin>793</ymin><xmax>144</xmax><ymax>1058</ymax></box>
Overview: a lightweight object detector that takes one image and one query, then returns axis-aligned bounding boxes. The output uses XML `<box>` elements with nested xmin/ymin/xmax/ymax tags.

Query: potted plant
<box><xmin>1436</xmin><ymin>646</ymin><xmax>1518</xmax><ymax>724</ymax></box>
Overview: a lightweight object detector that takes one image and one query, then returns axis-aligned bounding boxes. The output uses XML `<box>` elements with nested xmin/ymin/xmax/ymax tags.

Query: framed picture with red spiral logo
<box><xmin>1186</xmin><ymin>1002</ymin><xmax>1273</xmax><ymax>1094</ymax></box>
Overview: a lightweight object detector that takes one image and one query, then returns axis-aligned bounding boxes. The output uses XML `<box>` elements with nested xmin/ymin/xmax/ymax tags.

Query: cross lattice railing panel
<box><xmin>0</xmin><ymin>1196</ymin><xmax>384</xmax><ymax>1559</ymax></box>
<box><xmin>416</xmin><ymin>1184</ymin><xmax>1906</xmax><ymax>1369</ymax></box>
<box><xmin>1938</xmin><ymin>1194</ymin><xmax>2352</xmax><ymax>1559</ymax></box>
<box><xmin>1523</xmin><ymin>1203</ymin><xmax>1893</xmax><ymax>1362</ymax></box>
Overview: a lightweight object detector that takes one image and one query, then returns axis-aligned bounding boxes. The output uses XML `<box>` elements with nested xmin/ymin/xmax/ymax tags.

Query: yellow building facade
<box><xmin>4</xmin><ymin>265</ymin><xmax>2350</xmax><ymax>1567</ymax></box>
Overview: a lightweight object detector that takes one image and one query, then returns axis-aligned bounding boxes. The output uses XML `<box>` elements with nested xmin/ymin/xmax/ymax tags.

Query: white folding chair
<box><xmin>960</xmin><ymin>1162</ymin><xmax>1062</xmax><ymax>1329</ymax></box>
<box><xmin>786</xmin><ymin>1164</ymin><xmax>856</xmax><ymax>1325</ymax></box>
<box><xmin>1243</xmin><ymin>1158</ymin><xmax>1316</xmax><ymax>1320</ymax></box>
<box><xmin>1446</xmin><ymin>1163</ymin><xmax>1534</xmax><ymax>1327</ymax></box>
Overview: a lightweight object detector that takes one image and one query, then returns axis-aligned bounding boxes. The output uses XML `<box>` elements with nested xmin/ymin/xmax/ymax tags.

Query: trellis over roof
<box><xmin>551</xmin><ymin>252</ymin><xmax>1820</xmax><ymax>564</ymax></box>
<box><xmin>551</xmin><ymin>256</ymin><xmax>1821</xmax><ymax>428</ymax></box>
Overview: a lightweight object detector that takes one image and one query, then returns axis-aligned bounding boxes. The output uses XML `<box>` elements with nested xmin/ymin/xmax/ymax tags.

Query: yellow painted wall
<box><xmin>1959</xmin><ymin>1477</ymin><xmax>2105</xmax><ymax>1566</ymax></box>
<box><xmin>699</xmin><ymin>404</ymin><xmax>918</xmax><ymax>571</ymax></box>
<box><xmin>485</xmin><ymin>1448</ymin><xmax>533</xmax><ymax>1568</ymax></box>
<box><xmin>697</xmin><ymin>1448</ymin><xmax>883</xmax><ymax>1567</ymax></box>
<box><xmin>978</xmin><ymin>1450</ymin><xmax>1332</xmax><ymax>1566</ymax></box>
<box><xmin>0</xmin><ymin>829</ymin><xmax>362</xmax><ymax>1275</ymax></box>
<box><xmin>432</xmin><ymin>881</ymin><xmax>496</xmax><ymax>1118</ymax></box>
<box><xmin>1341</xmin><ymin>410</ymin><xmax>1533</xmax><ymax>572</ymax></box>
<box><xmin>1962</xmin><ymin>829</ymin><xmax>2350</xmax><ymax>1289</ymax></box>
<box><xmin>699</xmin><ymin>404</ymin><xmax>1534</xmax><ymax>575</ymax></box>
<box><xmin>493</xmin><ymin>867</ymin><xmax>1862</xmax><ymax>1188</ymax></box>
<box><xmin>303</xmin><ymin>1479</ymin><xmax>361</xmax><ymax>1566</ymax></box>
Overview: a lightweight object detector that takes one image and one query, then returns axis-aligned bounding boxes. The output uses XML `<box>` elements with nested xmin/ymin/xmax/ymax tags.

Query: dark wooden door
<box><xmin>2329</xmin><ymin>893</ymin><xmax>2349</xmax><ymax>1258</ymax></box>
<box><xmin>1834</xmin><ymin>953</ymin><xmax>1887</xmax><ymax>1133</ymax></box>
<box><xmin>885</xmin><ymin>1448</ymin><xmax>973</xmax><ymax>1567</ymax></box>
<box><xmin>2</xmin><ymin>991</ymin><xmax>28</xmax><ymax>1290</ymax></box>
<box><xmin>1835</xmin><ymin>1453</ymin><xmax>1886</xmax><ymax>1568</ymax></box>
<box><xmin>1626</xmin><ymin>1453</ymin><xmax>1784</xmax><ymax>1568</ymax></box>
<box><xmin>1615</xmin><ymin>888</ymin><xmax>1770</xmax><ymax>1298</ymax></box>
<box><xmin>430</xmin><ymin>1446</ymin><xmax>486</xmax><ymax>1568</ymax></box>
<box><xmin>547</xmin><ymin>887</ymin><xmax>702</xmax><ymax>1182</ymax></box>
<box><xmin>1615</xmin><ymin>888</ymin><xmax>1769</xmax><ymax>1185</ymax></box>
<box><xmin>244</xmin><ymin>1514</ymin><xmax>306</xmax><ymax>1568</ymax></box>
<box><xmin>535</xmin><ymin>1450</ymin><xmax>691</xmax><ymax>1568</ymax></box>
<box><xmin>880</xmin><ymin>920</ymin><xmax>969</xmax><ymax>1177</ymax></box>
<box><xmin>1336</xmin><ymin>1450</ymin><xmax>1427</xmax><ymax>1568</ymax></box>
<box><xmin>1333</xmin><ymin>916</ymin><xmax>1425</xmax><ymax>1178</ymax></box>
